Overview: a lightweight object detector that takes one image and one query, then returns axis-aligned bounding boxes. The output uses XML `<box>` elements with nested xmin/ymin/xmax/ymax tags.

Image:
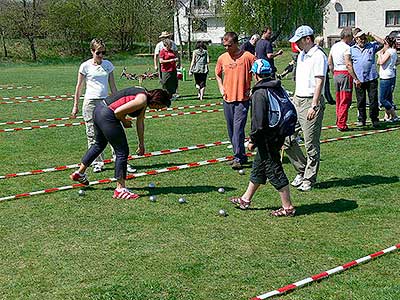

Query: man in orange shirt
<box><xmin>216</xmin><ymin>32</ymin><xmax>256</xmax><ymax>170</ymax></box>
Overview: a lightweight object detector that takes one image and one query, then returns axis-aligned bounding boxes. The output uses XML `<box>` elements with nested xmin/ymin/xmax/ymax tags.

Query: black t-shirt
<box><xmin>255</xmin><ymin>39</ymin><xmax>275</xmax><ymax>72</ymax></box>
<box><xmin>240</xmin><ymin>41</ymin><xmax>256</xmax><ymax>55</ymax></box>
<box><xmin>104</xmin><ymin>86</ymin><xmax>146</xmax><ymax>118</ymax></box>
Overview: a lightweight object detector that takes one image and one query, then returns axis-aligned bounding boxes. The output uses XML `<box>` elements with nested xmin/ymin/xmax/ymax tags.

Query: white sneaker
<box><xmin>126</xmin><ymin>164</ymin><xmax>137</xmax><ymax>173</ymax></box>
<box><xmin>291</xmin><ymin>174</ymin><xmax>304</xmax><ymax>187</ymax></box>
<box><xmin>297</xmin><ymin>182</ymin><xmax>312</xmax><ymax>192</ymax></box>
<box><xmin>92</xmin><ymin>163</ymin><xmax>103</xmax><ymax>173</ymax></box>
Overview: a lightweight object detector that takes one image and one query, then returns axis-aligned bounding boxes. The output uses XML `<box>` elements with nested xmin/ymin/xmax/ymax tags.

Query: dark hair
<box><xmin>341</xmin><ymin>27</ymin><xmax>353</xmax><ymax>39</ymax></box>
<box><xmin>196</xmin><ymin>41</ymin><xmax>207</xmax><ymax>50</ymax></box>
<box><xmin>223</xmin><ymin>32</ymin><xmax>238</xmax><ymax>44</ymax></box>
<box><xmin>353</xmin><ymin>28</ymin><xmax>361</xmax><ymax>35</ymax></box>
<box><xmin>262</xmin><ymin>26</ymin><xmax>272</xmax><ymax>34</ymax></box>
<box><xmin>147</xmin><ymin>89</ymin><xmax>171</xmax><ymax>107</ymax></box>
<box><xmin>385</xmin><ymin>36</ymin><xmax>396</xmax><ymax>48</ymax></box>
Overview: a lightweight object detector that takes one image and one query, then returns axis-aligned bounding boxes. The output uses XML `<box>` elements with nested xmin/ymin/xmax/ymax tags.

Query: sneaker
<box><xmin>126</xmin><ymin>164</ymin><xmax>137</xmax><ymax>173</ymax></box>
<box><xmin>356</xmin><ymin>121</ymin><xmax>366</xmax><ymax>126</ymax></box>
<box><xmin>70</xmin><ymin>171</ymin><xmax>89</xmax><ymax>186</ymax></box>
<box><xmin>92</xmin><ymin>164</ymin><xmax>103</xmax><ymax>173</ymax></box>
<box><xmin>297</xmin><ymin>182</ymin><xmax>312</xmax><ymax>192</ymax></box>
<box><xmin>336</xmin><ymin>127</ymin><xmax>349</xmax><ymax>132</ymax></box>
<box><xmin>113</xmin><ymin>188</ymin><xmax>140</xmax><ymax>199</ymax></box>
<box><xmin>231</xmin><ymin>161</ymin><xmax>243</xmax><ymax>170</ymax></box>
<box><xmin>291</xmin><ymin>174</ymin><xmax>304</xmax><ymax>187</ymax></box>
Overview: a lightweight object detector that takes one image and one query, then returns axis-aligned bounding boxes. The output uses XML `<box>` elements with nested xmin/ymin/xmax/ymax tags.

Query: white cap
<box><xmin>289</xmin><ymin>25</ymin><xmax>314</xmax><ymax>43</ymax></box>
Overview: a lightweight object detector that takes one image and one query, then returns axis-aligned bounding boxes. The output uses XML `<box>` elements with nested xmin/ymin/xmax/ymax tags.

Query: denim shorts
<box><xmin>379</xmin><ymin>77</ymin><xmax>396</xmax><ymax>110</ymax></box>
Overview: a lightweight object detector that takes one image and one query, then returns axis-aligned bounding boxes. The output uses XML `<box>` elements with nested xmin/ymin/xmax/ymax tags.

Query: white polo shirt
<box><xmin>329</xmin><ymin>41</ymin><xmax>350</xmax><ymax>71</ymax></box>
<box><xmin>295</xmin><ymin>45</ymin><xmax>328</xmax><ymax>97</ymax></box>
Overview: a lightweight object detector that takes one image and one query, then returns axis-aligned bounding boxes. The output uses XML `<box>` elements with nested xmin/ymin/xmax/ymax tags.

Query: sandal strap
<box><xmin>230</xmin><ymin>197</ymin><xmax>251</xmax><ymax>210</ymax></box>
<box><xmin>271</xmin><ymin>207</ymin><xmax>296</xmax><ymax>217</ymax></box>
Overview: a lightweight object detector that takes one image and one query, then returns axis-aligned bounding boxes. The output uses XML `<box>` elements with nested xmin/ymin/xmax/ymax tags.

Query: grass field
<box><xmin>0</xmin><ymin>50</ymin><xmax>399</xmax><ymax>300</ymax></box>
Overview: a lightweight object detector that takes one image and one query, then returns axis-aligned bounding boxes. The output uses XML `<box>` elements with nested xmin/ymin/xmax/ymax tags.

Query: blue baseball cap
<box><xmin>251</xmin><ymin>59</ymin><xmax>272</xmax><ymax>75</ymax></box>
<box><xmin>289</xmin><ymin>25</ymin><xmax>314</xmax><ymax>43</ymax></box>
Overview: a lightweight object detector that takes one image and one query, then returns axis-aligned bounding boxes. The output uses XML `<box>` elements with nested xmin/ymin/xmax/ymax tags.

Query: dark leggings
<box><xmin>81</xmin><ymin>105</ymin><xmax>129</xmax><ymax>180</ymax></box>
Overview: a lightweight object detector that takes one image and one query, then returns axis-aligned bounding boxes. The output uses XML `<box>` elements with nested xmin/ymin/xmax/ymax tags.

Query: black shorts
<box><xmin>194</xmin><ymin>73</ymin><xmax>207</xmax><ymax>89</ymax></box>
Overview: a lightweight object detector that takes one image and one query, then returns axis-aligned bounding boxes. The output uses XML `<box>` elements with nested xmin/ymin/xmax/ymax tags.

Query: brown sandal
<box><xmin>271</xmin><ymin>207</ymin><xmax>296</xmax><ymax>217</ymax></box>
<box><xmin>230</xmin><ymin>197</ymin><xmax>251</xmax><ymax>210</ymax></box>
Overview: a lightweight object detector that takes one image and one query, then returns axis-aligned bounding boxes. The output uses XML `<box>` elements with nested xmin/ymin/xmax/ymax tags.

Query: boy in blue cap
<box><xmin>230</xmin><ymin>59</ymin><xmax>295</xmax><ymax>217</ymax></box>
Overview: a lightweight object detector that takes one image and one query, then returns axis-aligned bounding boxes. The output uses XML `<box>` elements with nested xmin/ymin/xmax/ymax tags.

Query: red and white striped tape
<box><xmin>0</xmin><ymin>97</ymin><xmax>74</xmax><ymax>105</ymax></box>
<box><xmin>0</xmin><ymin>140</ymin><xmax>230</xmax><ymax>180</ymax></box>
<box><xmin>251</xmin><ymin>243</ymin><xmax>400</xmax><ymax>299</ymax></box>
<box><xmin>0</xmin><ymin>109</ymin><xmax>224</xmax><ymax>132</ymax></box>
<box><xmin>0</xmin><ymin>85</ymin><xmax>38</xmax><ymax>90</ymax></box>
<box><xmin>0</xmin><ymin>153</ymin><xmax>255</xmax><ymax>202</ymax></box>
<box><xmin>0</xmin><ymin>94</ymin><xmax>73</xmax><ymax>100</ymax></box>
<box><xmin>0</xmin><ymin>102</ymin><xmax>223</xmax><ymax>126</ymax></box>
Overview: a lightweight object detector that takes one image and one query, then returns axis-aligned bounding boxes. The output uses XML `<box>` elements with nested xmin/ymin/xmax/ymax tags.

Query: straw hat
<box><xmin>159</xmin><ymin>31</ymin><xmax>173</xmax><ymax>39</ymax></box>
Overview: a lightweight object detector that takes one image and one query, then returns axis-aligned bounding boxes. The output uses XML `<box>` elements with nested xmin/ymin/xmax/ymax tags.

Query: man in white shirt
<box><xmin>153</xmin><ymin>31</ymin><xmax>179</xmax><ymax>73</ymax></box>
<box><xmin>328</xmin><ymin>27</ymin><xmax>360</xmax><ymax>131</ymax></box>
<box><xmin>284</xmin><ymin>25</ymin><xmax>327</xmax><ymax>192</ymax></box>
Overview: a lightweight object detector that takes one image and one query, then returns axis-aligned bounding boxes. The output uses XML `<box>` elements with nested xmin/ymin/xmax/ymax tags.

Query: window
<box><xmin>193</xmin><ymin>0</ymin><xmax>209</xmax><ymax>9</ymax></box>
<box><xmin>338</xmin><ymin>12</ymin><xmax>355</xmax><ymax>28</ymax></box>
<box><xmin>386</xmin><ymin>11</ymin><xmax>400</xmax><ymax>26</ymax></box>
<box><xmin>192</xmin><ymin>18</ymin><xmax>207</xmax><ymax>33</ymax></box>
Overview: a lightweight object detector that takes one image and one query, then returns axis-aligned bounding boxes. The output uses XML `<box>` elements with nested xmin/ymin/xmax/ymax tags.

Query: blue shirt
<box><xmin>350</xmin><ymin>42</ymin><xmax>382</xmax><ymax>82</ymax></box>
<box><xmin>255</xmin><ymin>39</ymin><xmax>275</xmax><ymax>72</ymax></box>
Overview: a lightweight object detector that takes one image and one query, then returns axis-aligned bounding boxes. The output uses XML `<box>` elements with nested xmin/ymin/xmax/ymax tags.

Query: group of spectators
<box><xmin>216</xmin><ymin>23</ymin><xmax>398</xmax><ymax>217</ymax></box>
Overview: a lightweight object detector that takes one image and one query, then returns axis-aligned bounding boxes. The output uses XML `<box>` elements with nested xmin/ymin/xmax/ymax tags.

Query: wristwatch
<box><xmin>312</xmin><ymin>104</ymin><xmax>320</xmax><ymax>112</ymax></box>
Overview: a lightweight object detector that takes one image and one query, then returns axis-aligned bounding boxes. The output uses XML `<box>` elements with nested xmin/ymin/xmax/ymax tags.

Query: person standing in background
<box><xmin>189</xmin><ymin>41</ymin><xmax>210</xmax><ymax>101</ymax></box>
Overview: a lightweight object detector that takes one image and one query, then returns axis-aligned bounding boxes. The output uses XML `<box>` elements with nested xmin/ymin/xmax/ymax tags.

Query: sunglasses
<box><xmin>94</xmin><ymin>50</ymin><xmax>106</xmax><ymax>55</ymax></box>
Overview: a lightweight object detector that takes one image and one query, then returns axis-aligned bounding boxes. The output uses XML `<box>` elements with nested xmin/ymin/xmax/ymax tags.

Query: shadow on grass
<box><xmin>102</xmin><ymin>184</ymin><xmax>236</xmax><ymax>195</ymax></box>
<box><xmin>315</xmin><ymin>175</ymin><xmax>399</xmax><ymax>189</ymax></box>
<box><xmin>248</xmin><ymin>199</ymin><xmax>358</xmax><ymax>216</ymax></box>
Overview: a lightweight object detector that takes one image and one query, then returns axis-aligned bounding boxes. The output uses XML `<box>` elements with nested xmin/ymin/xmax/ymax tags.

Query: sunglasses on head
<box><xmin>94</xmin><ymin>50</ymin><xmax>106</xmax><ymax>55</ymax></box>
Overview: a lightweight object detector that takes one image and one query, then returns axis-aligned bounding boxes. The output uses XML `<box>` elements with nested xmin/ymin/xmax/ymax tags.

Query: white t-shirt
<box><xmin>79</xmin><ymin>59</ymin><xmax>114</xmax><ymax>100</ymax></box>
<box><xmin>329</xmin><ymin>41</ymin><xmax>350</xmax><ymax>71</ymax></box>
<box><xmin>295</xmin><ymin>45</ymin><xmax>328</xmax><ymax>97</ymax></box>
<box><xmin>379</xmin><ymin>48</ymin><xmax>397</xmax><ymax>79</ymax></box>
<box><xmin>154</xmin><ymin>41</ymin><xmax>178</xmax><ymax>54</ymax></box>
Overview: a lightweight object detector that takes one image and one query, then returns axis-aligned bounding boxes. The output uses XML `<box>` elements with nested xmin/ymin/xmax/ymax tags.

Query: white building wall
<box><xmin>174</xmin><ymin>0</ymin><xmax>225</xmax><ymax>45</ymax></box>
<box><xmin>324</xmin><ymin>0</ymin><xmax>400</xmax><ymax>47</ymax></box>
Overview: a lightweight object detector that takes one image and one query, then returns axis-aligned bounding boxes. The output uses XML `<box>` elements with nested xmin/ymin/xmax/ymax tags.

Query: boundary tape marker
<box><xmin>0</xmin><ymin>109</ymin><xmax>224</xmax><ymax>132</ymax></box>
<box><xmin>251</xmin><ymin>244</ymin><xmax>400</xmax><ymax>299</ymax></box>
<box><xmin>0</xmin><ymin>140</ymin><xmax>230</xmax><ymax>180</ymax></box>
<box><xmin>0</xmin><ymin>102</ymin><xmax>223</xmax><ymax>126</ymax></box>
<box><xmin>0</xmin><ymin>153</ymin><xmax>254</xmax><ymax>202</ymax></box>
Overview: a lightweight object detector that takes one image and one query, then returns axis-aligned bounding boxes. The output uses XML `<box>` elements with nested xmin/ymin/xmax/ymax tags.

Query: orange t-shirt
<box><xmin>215</xmin><ymin>51</ymin><xmax>256</xmax><ymax>102</ymax></box>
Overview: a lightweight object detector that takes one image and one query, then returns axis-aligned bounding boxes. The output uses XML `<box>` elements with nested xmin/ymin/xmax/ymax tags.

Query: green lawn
<box><xmin>0</xmin><ymin>51</ymin><xmax>399</xmax><ymax>300</ymax></box>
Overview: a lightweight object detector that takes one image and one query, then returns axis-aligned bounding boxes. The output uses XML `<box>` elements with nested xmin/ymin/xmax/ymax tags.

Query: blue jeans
<box><xmin>379</xmin><ymin>77</ymin><xmax>396</xmax><ymax>110</ymax></box>
<box><xmin>223</xmin><ymin>101</ymin><xmax>250</xmax><ymax>163</ymax></box>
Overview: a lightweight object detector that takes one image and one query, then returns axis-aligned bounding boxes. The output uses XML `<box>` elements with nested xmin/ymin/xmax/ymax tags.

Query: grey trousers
<box><xmin>284</xmin><ymin>96</ymin><xmax>325</xmax><ymax>185</ymax></box>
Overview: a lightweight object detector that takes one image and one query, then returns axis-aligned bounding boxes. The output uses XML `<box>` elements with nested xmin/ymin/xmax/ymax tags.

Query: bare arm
<box><xmin>189</xmin><ymin>51</ymin><xmax>196</xmax><ymax>73</ymax></box>
<box><xmin>267</xmin><ymin>49</ymin><xmax>283</xmax><ymax>59</ymax></box>
<box><xmin>160</xmin><ymin>57</ymin><xmax>178</xmax><ymax>64</ymax></box>
<box><xmin>328</xmin><ymin>53</ymin><xmax>334</xmax><ymax>74</ymax></box>
<box><xmin>72</xmin><ymin>72</ymin><xmax>85</xmax><ymax>117</ymax></box>
<box><xmin>368</xmin><ymin>32</ymin><xmax>385</xmax><ymax>45</ymax></box>
<box><xmin>344</xmin><ymin>54</ymin><xmax>361</xmax><ymax>87</ymax></box>
<box><xmin>135</xmin><ymin>109</ymin><xmax>145</xmax><ymax>155</ymax></box>
<box><xmin>377</xmin><ymin>49</ymin><xmax>391</xmax><ymax>65</ymax></box>
<box><xmin>114</xmin><ymin>93</ymin><xmax>147</xmax><ymax>128</ymax></box>
<box><xmin>154</xmin><ymin>53</ymin><xmax>159</xmax><ymax>71</ymax></box>
<box><xmin>307</xmin><ymin>76</ymin><xmax>325</xmax><ymax>121</ymax></box>
<box><xmin>108</xmin><ymin>71</ymin><xmax>117</xmax><ymax>95</ymax></box>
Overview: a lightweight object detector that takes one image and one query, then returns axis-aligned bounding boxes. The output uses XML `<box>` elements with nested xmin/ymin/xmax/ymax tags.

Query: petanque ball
<box><xmin>149</xmin><ymin>195</ymin><xmax>156</xmax><ymax>202</ymax></box>
<box><xmin>178</xmin><ymin>197</ymin><xmax>187</xmax><ymax>204</ymax></box>
<box><xmin>238</xmin><ymin>169</ymin><xmax>245</xmax><ymax>175</ymax></box>
<box><xmin>218</xmin><ymin>187</ymin><xmax>225</xmax><ymax>193</ymax></box>
<box><xmin>148</xmin><ymin>182</ymin><xmax>156</xmax><ymax>189</ymax></box>
<box><xmin>78</xmin><ymin>189</ymin><xmax>85</xmax><ymax>196</ymax></box>
<box><xmin>218</xmin><ymin>209</ymin><xmax>228</xmax><ymax>217</ymax></box>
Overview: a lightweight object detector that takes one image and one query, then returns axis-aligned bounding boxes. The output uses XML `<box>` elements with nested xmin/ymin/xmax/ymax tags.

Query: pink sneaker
<box><xmin>70</xmin><ymin>171</ymin><xmax>89</xmax><ymax>186</ymax></box>
<box><xmin>113</xmin><ymin>188</ymin><xmax>140</xmax><ymax>200</ymax></box>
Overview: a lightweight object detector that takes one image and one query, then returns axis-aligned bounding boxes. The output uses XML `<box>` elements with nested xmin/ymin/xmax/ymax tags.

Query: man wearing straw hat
<box><xmin>154</xmin><ymin>31</ymin><xmax>179</xmax><ymax>74</ymax></box>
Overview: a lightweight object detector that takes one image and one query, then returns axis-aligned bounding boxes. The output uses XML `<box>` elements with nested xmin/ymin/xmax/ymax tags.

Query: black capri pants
<box><xmin>81</xmin><ymin>104</ymin><xmax>129</xmax><ymax>180</ymax></box>
<box><xmin>250</xmin><ymin>136</ymin><xmax>289</xmax><ymax>190</ymax></box>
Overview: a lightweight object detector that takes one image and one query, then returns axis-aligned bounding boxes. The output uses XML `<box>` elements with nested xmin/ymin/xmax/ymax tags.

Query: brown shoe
<box><xmin>231</xmin><ymin>161</ymin><xmax>243</xmax><ymax>170</ymax></box>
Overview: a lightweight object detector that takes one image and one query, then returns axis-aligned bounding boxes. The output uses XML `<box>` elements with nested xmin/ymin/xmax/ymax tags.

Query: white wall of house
<box><xmin>324</xmin><ymin>0</ymin><xmax>400</xmax><ymax>47</ymax></box>
<box><xmin>174</xmin><ymin>0</ymin><xmax>225</xmax><ymax>45</ymax></box>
